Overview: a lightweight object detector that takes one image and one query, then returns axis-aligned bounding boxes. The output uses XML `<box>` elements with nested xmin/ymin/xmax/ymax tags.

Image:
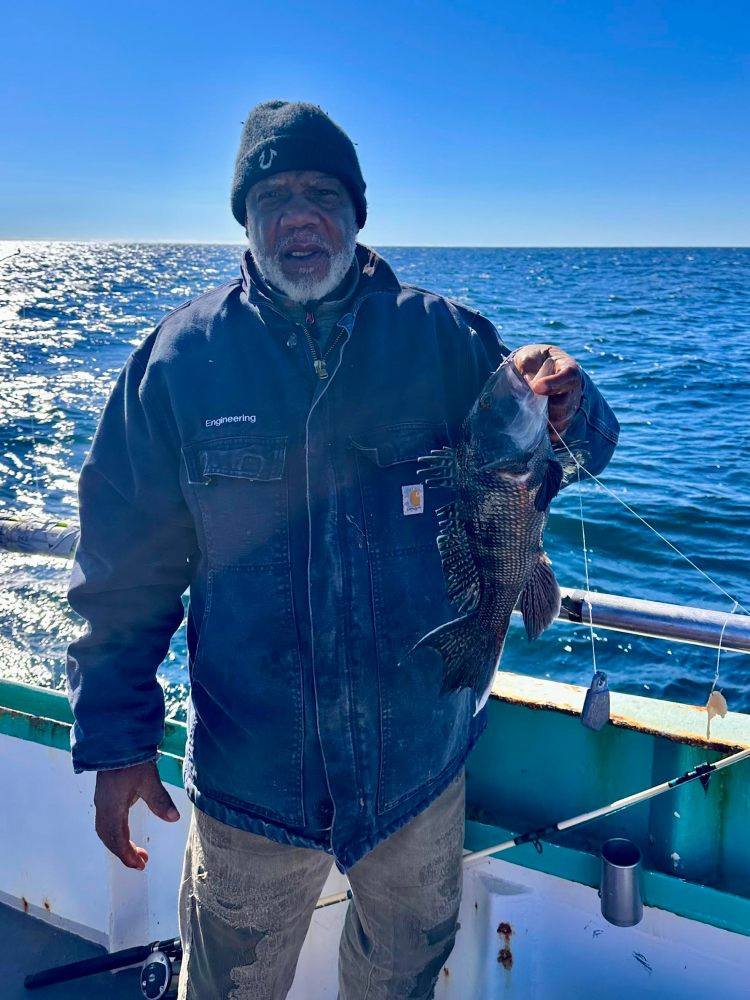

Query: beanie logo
<box><xmin>259</xmin><ymin>148</ymin><xmax>278</xmax><ymax>170</ymax></box>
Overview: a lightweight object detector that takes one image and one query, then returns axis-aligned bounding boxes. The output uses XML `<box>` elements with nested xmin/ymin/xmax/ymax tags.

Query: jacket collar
<box><xmin>240</xmin><ymin>243</ymin><xmax>402</xmax><ymax>309</ymax></box>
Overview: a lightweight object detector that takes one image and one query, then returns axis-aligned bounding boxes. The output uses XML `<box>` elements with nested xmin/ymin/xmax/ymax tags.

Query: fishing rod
<box><xmin>315</xmin><ymin>745</ymin><xmax>750</xmax><ymax>907</ymax></box>
<box><xmin>24</xmin><ymin>937</ymin><xmax>181</xmax><ymax>996</ymax></box>
<box><xmin>464</xmin><ymin>744</ymin><xmax>750</xmax><ymax>863</ymax></box>
<box><xmin>0</xmin><ymin>248</ymin><xmax>21</xmax><ymax>264</ymax></box>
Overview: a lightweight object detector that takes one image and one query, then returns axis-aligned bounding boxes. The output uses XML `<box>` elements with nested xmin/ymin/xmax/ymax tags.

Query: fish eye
<box><xmin>479</xmin><ymin>396</ymin><xmax>492</xmax><ymax>410</ymax></box>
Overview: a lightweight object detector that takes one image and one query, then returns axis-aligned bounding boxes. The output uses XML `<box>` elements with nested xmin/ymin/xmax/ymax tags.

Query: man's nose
<box><xmin>280</xmin><ymin>193</ymin><xmax>319</xmax><ymax>228</ymax></box>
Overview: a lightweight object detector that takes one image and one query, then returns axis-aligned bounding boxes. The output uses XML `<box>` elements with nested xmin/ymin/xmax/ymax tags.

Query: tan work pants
<box><xmin>177</xmin><ymin>772</ymin><xmax>465</xmax><ymax>999</ymax></box>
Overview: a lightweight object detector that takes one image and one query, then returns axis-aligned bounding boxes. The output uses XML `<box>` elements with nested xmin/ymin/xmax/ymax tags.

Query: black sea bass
<box><xmin>411</xmin><ymin>357</ymin><xmax>564</xmax><ymax>713</ymax></box>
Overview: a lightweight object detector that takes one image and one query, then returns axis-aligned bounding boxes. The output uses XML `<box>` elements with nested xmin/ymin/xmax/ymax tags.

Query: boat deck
<box><xmin>2</xmin><ymin>902</ymin><xmax>142</xmax><ymax>999</ymax></box>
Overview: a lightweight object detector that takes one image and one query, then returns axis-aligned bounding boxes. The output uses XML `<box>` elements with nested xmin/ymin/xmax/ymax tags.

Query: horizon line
<box><xmin>1</xmin><ymin>239</ymin><xmax>749</xmax><ymax>250</ymax></box>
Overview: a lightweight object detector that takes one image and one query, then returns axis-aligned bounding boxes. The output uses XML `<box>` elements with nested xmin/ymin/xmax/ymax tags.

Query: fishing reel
<box><xmin>24</xmin><ymin>936</ymin><xmax>183</xmax><ymax>996</ymax></box>
<box><xmin>140</xmin><ymin>942</ymin><xmax>182</xmax><ymax>998</ymax></box>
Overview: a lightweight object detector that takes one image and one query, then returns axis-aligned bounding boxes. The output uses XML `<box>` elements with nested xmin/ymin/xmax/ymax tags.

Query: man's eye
<box><xmin>258</xmin><ymin>190</ymin><xmax>280</xmax><ymax>202</ymax></box>
<box><xmin>315</xmin><ymin>188</ymin><xmax>338</xmax><ymax>198</ymax></box>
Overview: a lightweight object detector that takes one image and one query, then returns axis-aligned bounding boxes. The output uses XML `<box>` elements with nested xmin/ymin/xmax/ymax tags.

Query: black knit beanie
<box><xmin>231</xmin><ymin>101</ymin><xmax>367</xmax><ymax>229</ymax></box>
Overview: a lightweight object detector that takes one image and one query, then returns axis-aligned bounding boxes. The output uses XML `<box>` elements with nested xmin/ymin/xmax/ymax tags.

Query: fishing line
<box><xmin>549</xmin><ymin>425</ymin><xmax>749</xmax><ymax>616</ymax></box>
<box><xmin>576</xmin><ymin>462</ymin><xmax>598</xmax><ymax>678</ymax></box>
<box><xmin>709</xmin><ymin>601</ymin><xmax>739</xmax><ymax>698</ymax></box>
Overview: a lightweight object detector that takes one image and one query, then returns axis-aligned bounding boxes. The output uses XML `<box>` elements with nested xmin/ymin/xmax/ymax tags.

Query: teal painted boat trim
<box><xmin>0</xmin><ymin>678</ymin><xmax>187</xmax><ymax>788</ymax></box>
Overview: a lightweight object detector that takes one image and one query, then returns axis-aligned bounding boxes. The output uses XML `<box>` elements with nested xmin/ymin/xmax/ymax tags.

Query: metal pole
<box><xmin>550</xmin><ymin>588</ymin><xmax>750</xmax><ymax>655</ymax></box>
<box><xmin>2</xmin><ymin>516</ymin><xmax>748</xmax><ymax>652</ymax></box>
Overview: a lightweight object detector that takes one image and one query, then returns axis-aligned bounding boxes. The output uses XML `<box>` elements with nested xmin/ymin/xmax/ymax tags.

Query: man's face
<box><xmin>245</xmin><ymin>170</ymin><xmax>359</xmax><ymax>302</ymax></box>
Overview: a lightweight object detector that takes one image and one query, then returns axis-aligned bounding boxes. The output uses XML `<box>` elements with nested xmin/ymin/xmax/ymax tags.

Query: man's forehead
<box><xmin>249</xmin><ymin>170</ymin><xmax>343</xmax><ymax>192</ymax></box>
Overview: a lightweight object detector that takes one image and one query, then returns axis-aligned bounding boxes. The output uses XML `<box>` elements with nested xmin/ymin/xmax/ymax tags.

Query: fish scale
<box><xmin>406</xmin><ymin>359</ymin><xmax>564</xmax><ymax>713</ymax></box>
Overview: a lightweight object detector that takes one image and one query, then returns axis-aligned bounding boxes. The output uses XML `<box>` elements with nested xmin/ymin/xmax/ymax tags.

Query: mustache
<box><xmin>275</xmin><ymin>232</ymin><xmax>332</xmax><ymax>254</ymax></box>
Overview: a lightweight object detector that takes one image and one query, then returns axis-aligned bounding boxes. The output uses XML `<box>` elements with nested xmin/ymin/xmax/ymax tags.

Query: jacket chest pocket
<box><xmin>182</xmin><ymin>435</ymin><xmax>289</xmax><ymax>567</ymax></box>
<box><xmin>351</xmin><ymin>422</ymin><xmax>452</xmax><ymax>557</ymax></box>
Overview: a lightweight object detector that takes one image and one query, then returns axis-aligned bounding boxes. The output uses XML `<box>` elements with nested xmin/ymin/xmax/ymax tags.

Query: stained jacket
<box><xmin>67</xmin><ymin>245</ymin><xmax>620</xmax><ymax>870</ymax></box>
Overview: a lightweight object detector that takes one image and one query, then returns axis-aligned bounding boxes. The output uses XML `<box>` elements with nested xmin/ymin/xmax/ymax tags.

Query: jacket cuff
<box><xmin>71</xmin><ymin>749</ymin><xmax>159</xmax><ymax>776</ymax></box>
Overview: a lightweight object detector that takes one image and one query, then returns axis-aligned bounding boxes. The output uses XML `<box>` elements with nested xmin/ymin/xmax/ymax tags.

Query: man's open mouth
<box><xmin>283</xmin><ymin>245</ymin><xmax>329</xmax><ymax>263</ymax></box>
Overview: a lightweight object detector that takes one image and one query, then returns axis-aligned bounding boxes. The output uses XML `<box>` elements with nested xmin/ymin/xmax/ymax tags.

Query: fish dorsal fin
<box><xmin>418</xmin><ymin>446</ymin><xmax>459</xmax><ymax>489</ymax></box>
<box><xmin>534</xmin><ymin>458</ymin><xmax>564</xmax><ymax>512</ymax></box>
<box><xmin>519</xmin><ymin>553</ymin><xmax>561</xmax><ymax>639</ymax></box>
<box><xmin>435</xmin><ymin>501</ymin><xmax>482</xmax><ymax>613</ymax></box>
<box><xmin>419</xmin><ymin>448</ymin><xmax>481</xmax><ymax>612</ymax></box>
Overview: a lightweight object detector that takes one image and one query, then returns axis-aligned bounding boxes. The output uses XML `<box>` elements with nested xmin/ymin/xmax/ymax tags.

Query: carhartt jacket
<box><xmin>67</xmin><ymin>245</ymin><xmax>619</xmax><ymax>869</ymax></box>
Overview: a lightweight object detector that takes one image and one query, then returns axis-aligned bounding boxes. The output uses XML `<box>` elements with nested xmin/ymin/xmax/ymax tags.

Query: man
<box><xmin>67</xmin><ymin>101</ymin><xmax>619</xmax><ymax>999</ymax></box>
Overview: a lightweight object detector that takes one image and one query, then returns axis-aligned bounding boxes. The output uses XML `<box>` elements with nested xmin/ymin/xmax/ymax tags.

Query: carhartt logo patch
<box><xmin>259</xmin><ymin>148</ymin><xmax>277</xmax><ymax>170</ymax></box>
<box><xmin>402</xmin><ymin>484</ymin><xmax>424</xmax><ymax>515</ymax></box>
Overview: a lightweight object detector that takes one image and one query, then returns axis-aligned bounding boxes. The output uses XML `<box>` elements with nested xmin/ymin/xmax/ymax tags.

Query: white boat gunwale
<box><xmin>2</xmin><ymin>670</ymin><xmax>749</xmax><ymax>940</ymax></box>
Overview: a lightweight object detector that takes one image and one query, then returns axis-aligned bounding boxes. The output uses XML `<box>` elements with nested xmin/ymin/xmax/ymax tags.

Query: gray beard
<box><xmin>247</xmin><ymin>222</ymin><xmax>358</xmax><ymax>303</ymax></box>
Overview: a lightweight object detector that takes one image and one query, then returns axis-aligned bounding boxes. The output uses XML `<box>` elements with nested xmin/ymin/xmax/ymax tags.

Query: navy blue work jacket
<box><xmin>67</xmin><ymin>245</ymin><xmax>620</xmax><ymax>870</ymax></box>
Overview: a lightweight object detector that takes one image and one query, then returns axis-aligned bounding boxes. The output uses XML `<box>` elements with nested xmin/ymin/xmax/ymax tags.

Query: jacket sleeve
<box><xmin>552</xmin><ymin>367</ymin><xmax>620</xmax><ymax>483</ymax></box>
<box><xmin>66</xmin><ymin>338</ymin><xmax>196</xmax><ymax>773</ymax></box>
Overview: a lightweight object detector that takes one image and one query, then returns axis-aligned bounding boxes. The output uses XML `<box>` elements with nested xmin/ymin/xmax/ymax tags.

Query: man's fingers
<box><xmin>93</xmin><ymin>762</ymin><xmax>176</xmax><ymax>870</ymax></box>
<box><xmin>513</xmin><ymin>345</ymin><xmax>581</xmax><ymax>403</ymax></box>
<box><xmin>95</xmin><ymin>810</ymin><xmax>146</xmax><ymax>870</ymax></box>
<box><xmin>140</xmin><ymin>772</ymin><xmax>180</xmax><ymax>823</ymax></box>
<box><xmin>512</xmin><ymin>343</ymin><xmax>552</xmax><ymax>378</ymax></box>
<box><xmin>526</xmin><ymin>357</ymin><xmax>557</xmax><ymax>391</ymax></box>
<box><xmin>133</xmin><ymin>844</ymin><xmax>150</xmax><ymax>868</ymax></box>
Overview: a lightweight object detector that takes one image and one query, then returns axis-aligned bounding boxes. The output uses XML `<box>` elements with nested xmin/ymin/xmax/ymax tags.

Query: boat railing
<box><xmin>1</xmin><ymin>515</ymin><xmax>748</xmax><ymax>654</ymax></box>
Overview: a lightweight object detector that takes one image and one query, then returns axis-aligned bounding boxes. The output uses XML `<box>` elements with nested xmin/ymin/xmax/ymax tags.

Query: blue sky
<box><xmin>1</xmin><ymin>0</ymin><xmax>748</xmax><ymax>245</ymax></box>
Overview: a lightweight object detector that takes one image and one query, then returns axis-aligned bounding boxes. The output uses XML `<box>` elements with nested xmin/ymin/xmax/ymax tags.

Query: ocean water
<box><xmin>1</xmin><ymin>242</ymin><xmax>748</xmax><ymax>718</ymax></box>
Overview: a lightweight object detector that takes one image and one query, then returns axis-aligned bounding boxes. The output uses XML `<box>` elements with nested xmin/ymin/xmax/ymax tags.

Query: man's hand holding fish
<box><xmin>511</xmin><ymin>343</ymin><xmax>584</xmax><ymax>436</ymax></box>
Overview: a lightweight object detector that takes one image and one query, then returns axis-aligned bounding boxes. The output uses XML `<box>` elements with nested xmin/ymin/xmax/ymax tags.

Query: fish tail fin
<box><xmin>519</xmin><ymin>553</ymin><xmax>561</xmax><ymax>640</ymax></box>
<box><xmin>412</xmin><ymin>613</ymin><xmax>503</xmax><ymax>712</ymax></box>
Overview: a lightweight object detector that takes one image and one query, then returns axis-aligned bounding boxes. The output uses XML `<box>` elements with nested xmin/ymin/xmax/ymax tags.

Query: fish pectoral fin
<box><xmin>418</xmin><ymin>446</ymin><xmax>459</xmax><ymax>489</ymax></box>
<box><xmin>519</xmin><ymin>553</ymin><xmax>561</xmax><ymax>640</ymax></box>
<box><xmin>533</xmin><ymin>458</ymin><xmax>564</xmax><ymax>512</ymax></box>
<box><xmin>436</xmin><ymin>502</ymin><xmax>482</xmax><ymax>613</ymax></box>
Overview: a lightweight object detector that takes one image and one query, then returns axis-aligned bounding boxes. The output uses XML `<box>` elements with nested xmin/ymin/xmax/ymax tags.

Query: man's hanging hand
<box><xmin>94</xmin><ymin>760</ymin><xmax>180</xmax><ymax>870</ymax></box>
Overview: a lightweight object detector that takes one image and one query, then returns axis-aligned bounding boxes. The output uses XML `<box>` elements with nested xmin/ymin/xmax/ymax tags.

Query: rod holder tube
<box><xmin>600</xmin><ymin>838</ymin><xmax>643</xmax><ymax>927</ymax></box>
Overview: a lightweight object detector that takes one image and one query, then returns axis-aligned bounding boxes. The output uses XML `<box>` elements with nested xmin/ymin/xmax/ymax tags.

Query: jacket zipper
<box><xmin>302</xmin><ymin>311</ymin><xmax>347</xmax><ymax>380</ymax></box>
